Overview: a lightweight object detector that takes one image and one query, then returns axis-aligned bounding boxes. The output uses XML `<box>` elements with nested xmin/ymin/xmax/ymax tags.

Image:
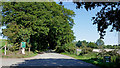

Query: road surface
<box><xmin>1</xmin><ymin>53</ymin><xmax>99</xmax><ymax>68</ymax></box>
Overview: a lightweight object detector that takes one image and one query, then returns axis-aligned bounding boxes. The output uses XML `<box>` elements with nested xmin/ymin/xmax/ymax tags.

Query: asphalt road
<box><xmin>1</xmin><ymin>53</ymin><xmax>99</xmax><ymax>68</ymax></box>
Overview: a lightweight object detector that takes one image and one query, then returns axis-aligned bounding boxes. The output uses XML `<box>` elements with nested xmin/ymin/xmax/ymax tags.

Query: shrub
<box><xmin>56</xmin><ymin>42</ymin><xmax>76</xmax><ymax>54</ymax></box>
<box><xmin>97</xmin><ymin>49</ymin><xmax>107</xmax><ymax>59</ymax></box>
<box><xmin>97</xmin><ymin>50</ymin><xmax>119</xmax><ymax>63</ymax></box>
<box><xmin>80</xmin><ymin>47</ymin><xmax>93</xmax><ymax>55</ymax></box>
<box><xmin>55</xmin><ymin>45</ymin><xmax>65</xmax><ymax>53</ymax></box>
<box><xmin>9</xmin><ymin>43</ymin><xmax>20</xmax><ymax>52</ymax></box>
<box><xmin>116</xmin><ymin>55</ymin><xmax>120</xmax><ymax>63</ymax></box>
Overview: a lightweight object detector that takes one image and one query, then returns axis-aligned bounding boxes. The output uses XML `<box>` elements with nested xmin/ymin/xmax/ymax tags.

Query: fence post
<box><xmin>4</xmin><ymin>45</ymin><xmax>6</xmax><ymax>55</ymax></box>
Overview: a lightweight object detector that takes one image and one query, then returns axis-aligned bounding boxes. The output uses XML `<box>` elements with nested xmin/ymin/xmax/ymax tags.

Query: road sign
<box><xmin>21</xmin><ymin>42</ymin><xmax>26</xmax><ymax>48</ymax></box>
<box><xmin>104</xmin><ymin>56</ymin><xmax>111</xmax><ymax>62</ymax></box>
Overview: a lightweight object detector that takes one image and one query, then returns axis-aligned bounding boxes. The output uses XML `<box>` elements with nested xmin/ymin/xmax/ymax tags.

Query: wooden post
<box><xmin>4</xmin><ymin>45</ymin><xmax>6</xmax><ymax>55</ymax></box>
<box><xmin>7</xmin><ymin>44</ymin><xmax>10</xmax><ymax>51</ymax></box>
<box><xmin>29</xmin><ymin>47</ymin><xmax>30</xmax><ymax>53</ymax></box>
<box><xmin>4</xmin><ymin>42</ymin><xmax>7</xmax><ymax>55</ymax></box>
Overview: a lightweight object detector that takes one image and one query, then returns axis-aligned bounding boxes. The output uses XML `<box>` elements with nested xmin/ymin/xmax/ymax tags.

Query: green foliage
<box><xmin>61</xmin><ymin>52</ymin><xmax>97</xmax><ymax>60</ymax></box>
<box><xmin>104</xmin><ymin>45</ymin><xmax>113</xmax><ymax>49</ymax></box>
<box><xmin>81</xmin><ymin>40</ymin><xmax>88</xmax><ymax>46</ymax></box>
<box><xmin>2</xmin><ymin>23</ymin><xmax>31</xmax><ymax>43</ymax></box>
<box><xmin>102</xmin><ymin>45</ymin><xmax>120</xmax><ymax>49</ymax></box>
<box><xmin>76</xmin><ymin>40</ymin><xmax>82</xmax><ymax>47</ymax></box>
<box><xmin>9</xmin><ymin>43</ymin><xmax>20</xmax><ymax>51</ymax></box>
<box><xmin>80</xmin><ymin>47</ymin><xmax>93</xmax><ymax>55</ymax></box>
<box><xmin>79</xmin><ymin>40</ymin><xmax>88</xmax><ymax>48</ymax></box>
<box><xmin>97</xmin><ymin>50</ymin><xmax>119</xmax><ymax>63</ymax></box>
<box><xmin>76</xmin><ymin>40</ymin><xmax>119</xmax><ymax>49</ymax></box>
<box><xmin>76</xmin><ymin>40</ymin><xmax>98</xmax><ymax>49</ymax></box>
<box><xmin>2</xmin><ymin>2</ymin><xmax>75</xmax><ymax>51</ymax></box>
<box><xmin>87</xmin><ymin>42</ymin><xmax>97</xmax><ymax>48</ymax></box>
<box><xmin>0</xmin><ymin>39</ymin><xmax>8</xmax><ymax>47</ymax></box>
<box><xmin>97</xmin><ymin>50</ymin><xmax>107</xmax><ymax>59</ymax></box>
<box><xmin>56</xmin><ymin>42</ymin><xmax>76</xmax><ymax>54</ymax></box>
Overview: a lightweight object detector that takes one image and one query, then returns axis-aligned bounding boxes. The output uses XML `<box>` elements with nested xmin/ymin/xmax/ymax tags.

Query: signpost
<box><xmin>21</xmin><ymin>41</ymin><xmax>26</xmax><ymax>54</ymax></box>
<box><xmin>104</xmin><ymin>56</ymin><xmax>111</xmax><ymax>62</ymax></box>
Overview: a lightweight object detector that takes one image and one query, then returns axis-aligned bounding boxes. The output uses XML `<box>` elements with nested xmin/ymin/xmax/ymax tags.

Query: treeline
<box><xmin>76</xmin><ymin>39</ymin><xmax>120</xmax><ymax>49</ymax></box>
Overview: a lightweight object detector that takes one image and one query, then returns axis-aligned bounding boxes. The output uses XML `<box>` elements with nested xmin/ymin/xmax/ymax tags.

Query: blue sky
<box><xmin>0</xmin><ymin>2</ymin><xmax>118</xmax><ymax>45</ymax></box>
<box><xmin>62</xmin><ymin>2</ymin><xmax>118</xmax><ymax>45</ymax></box>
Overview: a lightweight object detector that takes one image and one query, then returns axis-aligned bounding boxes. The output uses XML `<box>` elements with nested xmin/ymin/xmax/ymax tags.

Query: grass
<box><xmin>0</xmin><ymin>39</ymin><xmax>38</xmax><ymax>58</ymax></box>
<box><xmin>0</xmin><ymin>49</ymin><xmax>4</xmax><ymax>53</ymax></box>
<box><xmin>2</xmin><ymin>50</ymin><xmax>38</xmax><ymax>58</ymax></box>
<box><xmin>61</xmin><ymin>52</ymin><xmax>97</xmax><ymax>59</ymax></box>
<box><xmin>60</xmin><ymin>52</ymin><xmax>120</xmax><ymax>68</ymax></box>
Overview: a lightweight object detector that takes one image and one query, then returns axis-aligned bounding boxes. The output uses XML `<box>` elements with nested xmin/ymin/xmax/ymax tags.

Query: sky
<box><xmin>62</xmin><ymin>2</ymin><xmax>118</xmax><ymax>45</ymax></box>
<box><xmin>0</xmin><ymin>2</ymin><xmax>118</xmax><ymax>45</ymax></box>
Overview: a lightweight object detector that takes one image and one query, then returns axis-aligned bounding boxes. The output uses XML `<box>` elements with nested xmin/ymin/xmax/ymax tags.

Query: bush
<box><xmin>97</xmin><ymin>50</ymin><xmax>107</xmax><ymax>59</ymax></box>
<box><xmin>9</xmin><ymin>43</ymin><xmax>20</xmax><ymax>52</ymax></box>
<box><xmin>56</xmin><ymin>42</ymin><xmax>76</xmax><ymax>54</ymax></box>
<box><xmin>116</xmin><ymin>55</ymin><xmax>120</xmax><ymax>63</ymax></box>
<box><xmin>80</xmin><ymin>47</ymin><xmax>93</xmax><ymax>55</ymax></box>
<box><xmin>97</xmin><ymin>50</ymin><xmax>119</xmax><ymax>63</ymax></box>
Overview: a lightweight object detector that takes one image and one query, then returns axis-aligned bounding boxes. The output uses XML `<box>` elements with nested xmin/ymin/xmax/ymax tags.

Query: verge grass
<box><xmin>2</xmin><ymin>51</ymin><xmax>38</xmax><ymax>58</ymax></box>
<box><xmin>60</xmin><ymin>52</ymin><xmax>120</xmax><ymax>68</ymax></box>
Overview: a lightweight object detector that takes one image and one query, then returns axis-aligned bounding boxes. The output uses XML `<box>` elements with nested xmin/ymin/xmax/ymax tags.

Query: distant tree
<box><xmin>81</xmin><ymin>40</ymin><xmax>88</xmax><ymax>48</ymax></box>
<box><xmin>87</xmin><ymin>42</ymin><xmax>97</xmax><ymax>48</ymax></box>
<box><xmin>113</xmin><ymin>45</ymin><xmax>117</xmax><ymax>49</ymax></box>
<box><xmin>106</xmin><ymin>45</ymin><xmax>113</xmax><ymax>49</ymax></box>
<box><xmin>81</xmin><ymin>40</ymin><xmax>88</xmax><ymax>45</ymax></box>
<box><xmin>119</xmin><ymin>44</ymin><xmax>120</xmax><ymax>46</ymax></box>
<box><xmin>76</xmin><ymin>40</ymin><xmax>82</xmax><ymax>47</ymax></box>
<box><xmin>102</xmin><ymin>45</ymin><xmax>106</xmax><ymax>49</ymax></box>
<box><xmin>96</xmin><ymin>39</ymin><xmax>104</xmax><ymax>46</ymax></box>
<box><xmin>76</xmin><ymin>40</ymin><xmax>88</xmax><ymax>48</ymax></box>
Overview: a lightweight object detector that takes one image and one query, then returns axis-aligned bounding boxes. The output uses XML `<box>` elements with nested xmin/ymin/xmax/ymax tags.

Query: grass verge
<box><xmin>2</xmin><ymin>51</ymin><xmax>38</xmax><ymax>58</ymax></box>
<box><xmin>60</xmin><ymin>52</ymin><xmax>120</xmax><ymax>68</ymax></box>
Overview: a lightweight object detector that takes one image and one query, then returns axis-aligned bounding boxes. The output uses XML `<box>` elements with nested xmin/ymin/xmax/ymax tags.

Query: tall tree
<box><xmin>2</xmin><ymin>2</ymin><xmax>75</xmax><ymax>51</ymax></box>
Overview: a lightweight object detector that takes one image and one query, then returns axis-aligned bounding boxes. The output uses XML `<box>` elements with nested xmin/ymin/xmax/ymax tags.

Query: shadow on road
<box><xmin>2</xmin><ymin>59</ymin><xmax>99</xmax><ymax>68</ymax></box>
